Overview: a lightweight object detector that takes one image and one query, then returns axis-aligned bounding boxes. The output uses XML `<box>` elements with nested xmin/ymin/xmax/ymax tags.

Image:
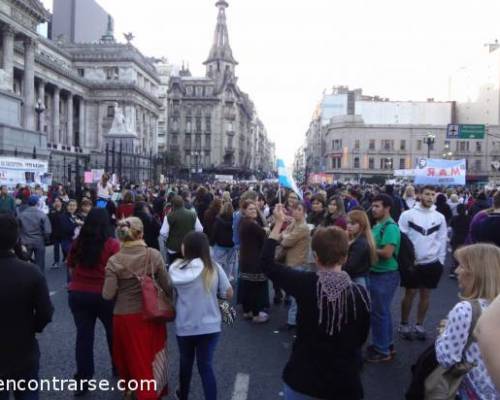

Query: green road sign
<box><xmin>447</xmin><ymin>124</ymin><xmax>485</xmax><ymax>139</ymax></box>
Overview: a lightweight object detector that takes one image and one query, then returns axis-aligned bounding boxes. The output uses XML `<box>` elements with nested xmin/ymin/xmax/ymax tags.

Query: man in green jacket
<box><xmin>160</xmin><ymin>195</ymin><xmax>203</xmax><ymax>265</ymax></box>
<box><xmin>0</xmin><ymin>185</ymin><xmax>15</xmax><ymax>215</ymax></box>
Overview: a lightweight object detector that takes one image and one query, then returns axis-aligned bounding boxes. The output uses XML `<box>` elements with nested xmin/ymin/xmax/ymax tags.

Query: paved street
<box><xmin>38</xmin><ymin>249</ymin><xmax>459</xmax><ymax>400</ymax></box>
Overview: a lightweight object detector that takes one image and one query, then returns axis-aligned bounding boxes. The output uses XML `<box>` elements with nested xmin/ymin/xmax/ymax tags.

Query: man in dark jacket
<box><xmin>0</xmin><ymin>214</ymin><xmax>54</xmax><ymax>399</ymax></box>
<box><xmin>476</xmin><ymin>192</ymin><xmax>500</xmax><ymax>247</ymax></box>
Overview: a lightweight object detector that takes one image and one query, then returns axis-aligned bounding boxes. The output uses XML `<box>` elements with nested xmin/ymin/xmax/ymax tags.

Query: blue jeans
<box><xmin>369</xmin><ymin>271</ymin><xmax>400</xmax><ymax>356</ymax></box>
<box><xmin>53</xmin><ymin>241</ymin><xmax>61</xmax><ymax>264</ymax></box>
<box><xmin>68</xmin><ymin>291</ymin><xmax>114</xmax><ymax>379</ymax></box>
<box><xmin>0</xmin><ymin>363</ymin><xmax>39</xmax><ymax>400</ymax></box>
<box><xmin>352</xmin><ymin>275</ymin><xmax>369</xmax><ymax>290</ymax></box>
<box><xmin>284</xmin><ymin>384</ymin><xmax>323</xmax><ymax>400</ymax></box>
<box><xmin>176</xmin><ymin>333</ymin><xmax>220</xmax><ymax>400</ymax></box>
<box><xmin>287</xmin><ymin>267</ymin><xmax>309</xmax><ymax>325</ymax></box>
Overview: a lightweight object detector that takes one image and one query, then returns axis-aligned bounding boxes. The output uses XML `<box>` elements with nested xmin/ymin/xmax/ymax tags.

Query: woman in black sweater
<box><xmin>239</xmin><ymin>199</ymin><xmax>269</xmax><ymax>323</ymax></box>
<box><xmin>261</xmin><ymin>204</ymin><xmax>370</xmax><ymax>400</ymax></box>
<box><xmin>344</xmin><ymin>209</ymin><xmax>378</xmax><ymax>289</ymax></box>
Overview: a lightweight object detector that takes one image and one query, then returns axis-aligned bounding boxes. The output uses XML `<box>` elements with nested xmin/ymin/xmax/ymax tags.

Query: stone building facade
<box><xmin>166</xmin><ymin>0</ymin><xmax>275</xmax><ymax>178</ymax></box>
<box><xmin>0</xmin><ymin>0</ymin><xmax>274</xmax><ymax>184</ymax></box>
<box><xmin>305</xmin><ymin>86</ymin><xmax>500</xmax><ymax>184</ymax></box>
<box><xmin>0</xmin><ymin>0</ymin><xmax>161</xmax><ymax>183</ymax></box>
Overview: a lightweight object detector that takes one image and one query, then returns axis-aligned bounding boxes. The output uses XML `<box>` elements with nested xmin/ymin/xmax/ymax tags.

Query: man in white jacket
<box><xmin>398</xmin><ymin>185</ymin><xmax>447</xmax><ymax>340</ymax></box>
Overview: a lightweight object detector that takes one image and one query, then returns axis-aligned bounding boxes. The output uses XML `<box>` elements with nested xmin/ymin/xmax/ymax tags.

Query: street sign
<box><xmin>447</xmin><ymin>124</ymin><xmax>485</xmax><ymax>139</ymax></box>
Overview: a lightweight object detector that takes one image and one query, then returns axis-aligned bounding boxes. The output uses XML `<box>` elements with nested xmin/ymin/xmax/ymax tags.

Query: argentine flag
<box><xmin>277</xmin><ymin>159</ymin><xmax>303</xmax><ymax>199</ymax></box>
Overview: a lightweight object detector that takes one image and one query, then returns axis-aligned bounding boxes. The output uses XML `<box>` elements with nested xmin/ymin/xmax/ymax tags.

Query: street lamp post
<box><xmin>492</xmin><ymin>161</ymin><xmax>500</xmax><ymax>188</ymax></box>
<box><xmin>423</xmin><ymin>133</ymin><xmax>436</xmax><ymax>159</ymax></box>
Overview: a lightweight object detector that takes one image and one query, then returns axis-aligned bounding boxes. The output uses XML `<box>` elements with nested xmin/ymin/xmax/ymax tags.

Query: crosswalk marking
<box><xmin>231</xmin><ymin>373</ymin><xmax>250</xmax><ymax>400</ymax></box>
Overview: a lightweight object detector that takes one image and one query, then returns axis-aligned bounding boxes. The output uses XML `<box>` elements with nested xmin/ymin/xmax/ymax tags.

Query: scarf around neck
<box><xmin>316</xmin><ymin>270</ymin><xmax>369</xmax><ymax>335</ymax></box>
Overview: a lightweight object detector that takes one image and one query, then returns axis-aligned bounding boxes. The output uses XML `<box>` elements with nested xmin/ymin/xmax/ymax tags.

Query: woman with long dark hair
<box><xmin>323</xmin><ymin>195</ymin><xmax>347</xmax><ymax>230</ymax></box>
<box><xmin>67</xmin><ymin>208</ymin><xmax>120</xmax><ymax>396</ymax></box>
<box><xmin>169</xmin><ymin>232</ymin><xmax>233</xmax><ymax>400</ymax></box>
<box><xmin>239</xmin><ymin>200</ymin><xmax>269</xmax><ymax>323</ymax></box>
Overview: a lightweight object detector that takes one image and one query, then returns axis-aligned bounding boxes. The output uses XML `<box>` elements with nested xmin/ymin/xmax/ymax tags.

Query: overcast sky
<box><xmin>41</xmin><ymin>0</ymin><xmax>500</xmax><ymax>164</ymax></box>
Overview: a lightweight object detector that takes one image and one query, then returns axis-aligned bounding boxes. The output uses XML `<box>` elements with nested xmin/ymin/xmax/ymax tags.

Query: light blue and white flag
<box><xmin>277</xmin><ymin>159</ymin><xmax>303</xmax><ymax>199</ymax></box>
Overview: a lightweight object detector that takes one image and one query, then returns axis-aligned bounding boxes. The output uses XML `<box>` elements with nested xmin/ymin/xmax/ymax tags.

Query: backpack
<box><xmin>380</xmin><ymin>222</ymin><xmax>416</xmax><ymax>275</ymax></box>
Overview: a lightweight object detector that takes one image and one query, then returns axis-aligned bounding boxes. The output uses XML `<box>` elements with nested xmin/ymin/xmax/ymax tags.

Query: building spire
<box><xmin>204</xmin><ymin>0</ymin><xmax>237</xmax><ymax>66</ymax></box>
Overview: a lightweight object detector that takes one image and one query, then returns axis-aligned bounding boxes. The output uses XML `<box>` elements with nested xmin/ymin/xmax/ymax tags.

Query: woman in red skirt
<box><xmin>103</xmin><ymin>217</ymin><xmax>173</xmax><ymax>399</ymax></box>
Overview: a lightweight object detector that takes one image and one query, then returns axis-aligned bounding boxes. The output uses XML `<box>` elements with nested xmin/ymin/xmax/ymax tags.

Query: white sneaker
<box><xmin>252</xmin><ymin>312</ymin><xmax>269</xmax><ymax>324</ymax></box>
<box><xmin>415</xmin><ymin>324</ymin><xmax>427</xmax><ymax>341</ymax></box>
<box><xmin>398</xmin><ymin>323</ymin><xmax>413</xmax><ymax>340</ymax></box>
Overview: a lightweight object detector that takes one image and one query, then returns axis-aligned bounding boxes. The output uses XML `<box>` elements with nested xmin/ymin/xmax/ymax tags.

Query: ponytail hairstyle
<box><xmin>182</xmin><ymin>231</ymin><xmax>215</xmax><ymax>292</ymax></box>
<box><xmin>347</xmin><ymin>210</ymin><xmax>378</xmax><ymax>266</ymax></box>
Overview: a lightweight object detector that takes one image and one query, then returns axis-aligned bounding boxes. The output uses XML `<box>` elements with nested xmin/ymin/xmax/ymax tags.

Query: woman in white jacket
<box><xmin>169</xmin><ymin>231</ymin><xmax>233</xmax><ymax>400</ymax></box>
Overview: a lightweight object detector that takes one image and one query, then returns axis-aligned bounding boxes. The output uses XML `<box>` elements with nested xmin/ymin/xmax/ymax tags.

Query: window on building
<box><xmin>195</xmin><ymin>117</ymin><xmax>202</xmax><ymax>133</ymax></box>
<box><xmin>353</xmin><ymin>157</ymin><xmax>360</xmax><ymax>169</ymax></box>
<box><xmin>331</xmin><ymin>157</ymin><xmax>342</xmax><ymax>169</ymax></box>
<box><xmin>369</xmin><ymin>139</ymin><xmax>375</xmax><ymax>150</ymax></box>
<box><xmin>105</xmin><ymin>67</ymin><xmax>119</xmax><ymax>80</ymax></box>
<box><xmin>400</xmin><ymin>140</ymin><xmax>406</xmax><ymax>151</ymax></box>
<box><xmin>332</xmin><ymin>139</ymin><xmax>342</xmax><ymax>151</ymax></box>
<box><xmin>171</xmin><ymin>134</ymin><xmax>178</xmax><ymax>145</ymax></box>
<box><xmin>77</xmin><ymin>68</ymin><xmax>85</xmax><ymax>77</ymax></box>
<box><xmin>354</xmin><ymin>139</ymin><xmax>360</xmax><ymax>150</ymax></box>
<box><xmin>227</xmin><ymin>121</ymin><xmax>234</xmax><ymax>132</ymax></box>
<box><xmin>227</xmin><ymin>135</ymin><xmax>234</xmax><ymax>148</ymax></box>
<box><xmin>205</xmin><ymin>116</ymin><xmax>211</xmax><ymax>133</ymax></box>
<box><xmin>186</xmin><ymin>86</ymin><xmax>193</xmax><ymax>95</ymax></box>
<box><xmin>380</xmin><ymin>158</ymin><xmax>393</xmax><ymax>170</ymax></box>
<box><xmin>206</xmin><ymin>86</ymin><xmax>213</xmax><ymax>96</ymax></box>
<box><xmin>195</xmin><ymin>134</ymin><xmax>202</xmax><ymax>149</ymax></box>
<box><xmin>107</xmin><ymin>105</ymin><xmax>114</xmax><ymax>118</ymax></box>
<box><xmin>381</xmin><ymin>139</ymin><xmax>394</xmax><ymax>151</ymax></box>
<box><xmin>476</xmin><ymin>141</ymin><xmax>482</xmax><ymax>152</ymax></box>
<box><xmin>399</xmin><ymin>158</ymin><xmax>406</xmax><ymax>169</ymax></box>
<box><xmin>457</xmin><ymin>141</ymin><xmax>470</xmax><ymax>152</ymax></box>
<box><xmin>171</xmin><ymin>117</ymin><xmax>179</xmax><ymax>131</ymax></box>
<box><xmin>196</xmin><ymin>86</ymin><xmax>203</xmax><ymax>97</ymax></box>
<box><xmin>185</xmin><ymin>117</ymin><xmax>192</xmax><ymax>133</ymax></box>
<box><xmin>474</xmin><ymin>159</ymin><xmax>482</xmax><ymax>171</ymax></box>
<box><xmin>368</xmin><ymin>157</ymin><xmax>375</xmax><ymax>169</ymax></box>
<box><xmin>417</xmin><ymin>140</ymin><xmax>422</xmax><ymax>151</ymax></box>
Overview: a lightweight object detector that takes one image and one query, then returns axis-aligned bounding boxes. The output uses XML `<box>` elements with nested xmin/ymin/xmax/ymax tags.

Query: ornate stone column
<box><xmin>37</xmin><ymin>79</ymin><xmax>45</xmax><ymax>132</ymax></box>
<box><xmin>78</xmin><ymin>98</ymin><xmax>85</xmax><ymax>149</ymax></box>
<box><xmin>67</xmin><ymin>93</ymin><xmax>73</xmax><ymax>147</ymax></box>
<box><xmin>1</xmin><ymin>26</ymin><xmax>15</xmax><ymax>92</ymax></box>
<box><xmin>23</xmin><ymin>37</ymin><xmax>36</xmax><ymax>130</ymax></box>
<box><xmin>52</xmin><ymin>87</ymin><xmax>60</xmax><ymax>144</ymax></box>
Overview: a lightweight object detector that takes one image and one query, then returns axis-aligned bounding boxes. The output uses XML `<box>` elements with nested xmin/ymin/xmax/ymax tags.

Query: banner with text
<box><xmin>414</xmin><ymin>158</ymin><xmax>466</xmax><ymax>186</ymax></box>
<box><xmin>0</xmin><ymin>157</ymin><xmax>49</xmax><ymax>187</ymax></box>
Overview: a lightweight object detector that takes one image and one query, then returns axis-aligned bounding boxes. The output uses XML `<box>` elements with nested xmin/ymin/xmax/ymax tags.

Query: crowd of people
<box><xmin>1</xmin><ymin>175</ymin><xmax>500</xmax><ymax>399</ymax></box>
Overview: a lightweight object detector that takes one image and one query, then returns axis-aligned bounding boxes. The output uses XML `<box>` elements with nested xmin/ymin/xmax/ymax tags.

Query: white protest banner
<box><xmin>0</xmin><ymin>157</ymin><xmax>48</xmax><ymax>187</ymax></box>
<box><xmin>414</xmin><ymin>158</ymin><xmax>466</xmax><ymax>186</ymax></box>
<box><xmin>394</xmin><ymin>169</ymin><xmax>416</xmax><ymax>177</ymax></box>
